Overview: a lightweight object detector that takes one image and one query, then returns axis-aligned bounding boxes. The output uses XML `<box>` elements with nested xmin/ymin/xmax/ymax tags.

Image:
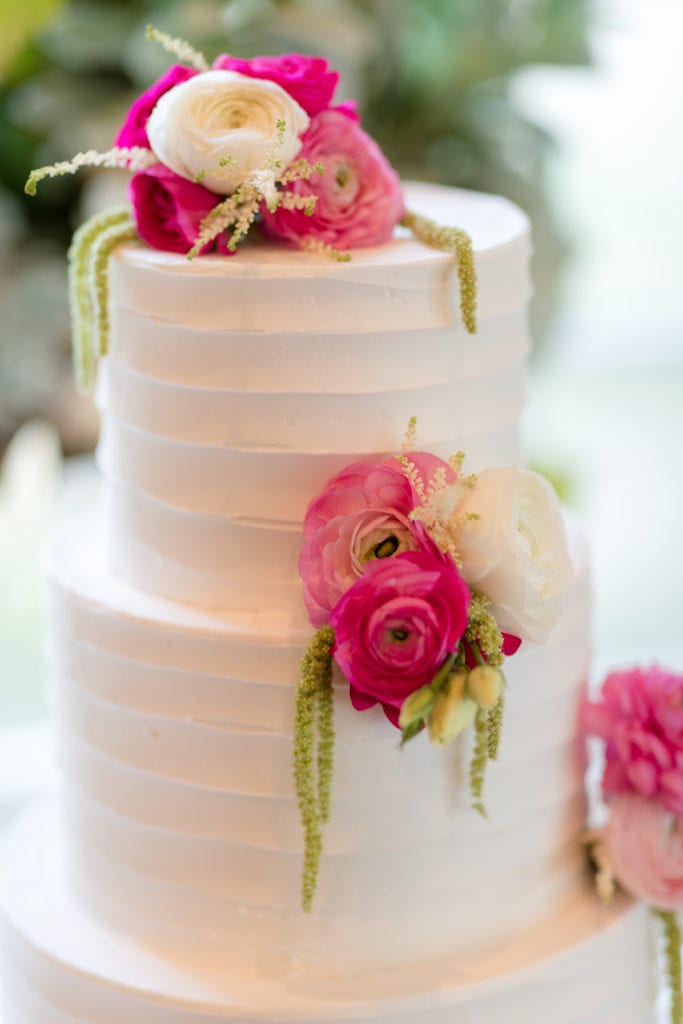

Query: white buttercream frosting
<box><xmin>99</xmin><ymin>182</ymin><xmax>531</xmax><ymax>610</ymax></box>
<box><xmin>40</xmin><ymin>508</ymin><xmax>592</xmax><ymax>976</ymax></box>
<box><xmin>0</xmin><ymin>803</ymin><xmax>655</xmax><ymax>1023</ymax></box>
<box><xmin>0</xmin><ymin>180</ymin><xmax>655</xmax><ymax>1024</ymax></box>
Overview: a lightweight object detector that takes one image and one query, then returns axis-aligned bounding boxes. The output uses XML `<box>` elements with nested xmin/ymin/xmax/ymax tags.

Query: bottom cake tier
<box><xmin>0</xmin><ymin>802</ymin><xmax>656</xmax><ymax>1024</ymax></box>
<box><xmin>33</xmin><ymin>509</ymin><xmax>600</xmax><ymax>977</ymax></box>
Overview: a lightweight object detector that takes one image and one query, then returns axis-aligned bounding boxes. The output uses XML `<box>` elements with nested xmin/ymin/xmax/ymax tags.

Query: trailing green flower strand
<box><xmin>401</xmin><ymin>210</ymin><xmax>477</xmax><ymax>335</ymax></box>
<box><xmin>294</xmin><ymin>626</ymin><xmax>336</xmax><ymax>912</ymax></box>
<box><xmin>67</xmin><ymin>206</ymin><xmax>137</xmax><ymax>392</ymax></box>
<box><xmin>656</xmin><ymin>909</ymin><xmax>683</xmax><ymax>1024</ymax></box>
<box><xmin>469</xmin><ymin>706</ymin><xmax>490</xmax><ymax>817</ymax></box>
<box><xmin>90</xmin><ymin>219</ymin><xmax>139</xmax><ymax>360</ymax></box>
<box><xmin>487</xmin><ymin>688</ymin><xmax>505</xmax><ymax>761</ymax></box>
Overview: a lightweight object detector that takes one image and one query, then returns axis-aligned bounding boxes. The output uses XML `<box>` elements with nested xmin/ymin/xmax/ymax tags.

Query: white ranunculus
<box><xmin>146</xmin><ymin>70</ymin><xmax>310</xmax><ymax>194</ymax></box>
<box><xmin>451</xmin><ymin>467</ymin><xmax>573</xmax><ymax>644</ymax></box>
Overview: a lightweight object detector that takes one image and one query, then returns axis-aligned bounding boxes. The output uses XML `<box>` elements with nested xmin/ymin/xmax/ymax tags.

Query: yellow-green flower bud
<box><xmin>399</xmin><ymin>685</ymin><xmax>435</xmax><ymax>730</ymax></box>
<box><xmin>428</xmin><ymin>669</ymin><xmax>477</xmax><ymax>746</ymax></box>
<box><xmin>467</xmin><ymin>665</ymin><xmax>504</xmax><ymax>709</ymax></box>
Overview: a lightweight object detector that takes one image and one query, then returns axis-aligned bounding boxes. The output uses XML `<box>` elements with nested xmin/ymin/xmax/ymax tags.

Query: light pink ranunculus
<box><xmin>115</xmin><ymin>65</ymin><xmax>197</xmax><ymax>149</ymax></box>
<box><xmin>212</xmin><ymin>53</ymin><xmax>339</xmax><ymax>117</ymax></box>
<box><xmin>583</xmin><ymin>665</ymin><xmax>683</xmax><ymax>816</ymax></box>
<box><xmin>261</xmin><ymin>109</ymin><xmax>405</xmax><ymax>250</ymax></box>
<box><xmin>330</xmin><ymin>550</ymin><xmax>471</xmax><ymax>726</ymax></box>
<box><xmin>128</xmin><ymin>164</ymin><xmax>217</xmax><ymax>255</ymax></box>
<box><xmin>299</xmin><ymin>453</ymin><xmax>456</xmax><ymax>626</ymax></box>
<box><xmin>602</xmin><ymin>793</ymin><xmax>683</xmax><ymax>910</ymax></box>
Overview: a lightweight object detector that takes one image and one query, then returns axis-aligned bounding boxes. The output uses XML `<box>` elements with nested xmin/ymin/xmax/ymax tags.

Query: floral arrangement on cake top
<box><xmin>583</xmin><ymin>665</ymin><xmax>683</xmax><ymax>1024</ymax></box>
<box><xmin>25</xmin><ymin>26</ymin><xmax>477</xmax><ymax>394</ymax></box>
<box><xmin>295</xmin><ymin>422</ymin><xmax>574</xmax><ymax>910</ymax></box>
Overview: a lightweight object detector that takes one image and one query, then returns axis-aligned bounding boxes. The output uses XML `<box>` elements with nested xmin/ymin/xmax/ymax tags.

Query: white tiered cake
<box><xmin>0</xmin><ymin>183</ymin><xmax>654</xmax><ymax>1022</ymax></box>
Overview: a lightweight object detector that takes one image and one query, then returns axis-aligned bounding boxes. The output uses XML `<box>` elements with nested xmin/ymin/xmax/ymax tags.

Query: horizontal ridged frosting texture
<box><xmin>1</xmin><ymin>804</ymin><xmax>655</xmax><ymax>1023</ymax></box>
<box><xmin>98</xmin><ymin>182</ymin><xmax>531</xmax><ymax>610</ymax></box>
<box><xmin>44</xmin><ymin>510</ymin><xmax>590</xmax><ymax>975</ymax></box>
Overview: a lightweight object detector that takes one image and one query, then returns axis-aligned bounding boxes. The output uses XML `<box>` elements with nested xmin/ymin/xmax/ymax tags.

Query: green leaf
<box><xmin>400</xmin><ymin>719</ymin><xmax>425</xmax><ymax>748</ymax></box>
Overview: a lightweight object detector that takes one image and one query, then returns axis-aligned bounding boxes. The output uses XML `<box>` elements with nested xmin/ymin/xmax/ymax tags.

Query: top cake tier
<box><xmin>98</xmin><ymin>181</ymin><xmax>531</xmax><ymax>613</ymax></box>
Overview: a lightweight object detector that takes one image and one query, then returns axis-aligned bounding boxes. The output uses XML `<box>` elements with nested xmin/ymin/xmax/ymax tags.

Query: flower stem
<box><xmin>468</xmin><ymin>641</ymin><xmax>485</xmax><ymax>667</ymax></box>
<box><xmin>430</xmin><ymin>651</ymin><xmax>458</xmax><ymax>694</ymax></box>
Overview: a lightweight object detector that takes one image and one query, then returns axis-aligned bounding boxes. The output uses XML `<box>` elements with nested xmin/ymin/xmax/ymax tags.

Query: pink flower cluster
<box><xmin>584</xmin><ymin>665</ymin><xmax>683</xmax><ymax>909</ymax></box>
<box><xmin>300</xmin><ymin>452</ymin><xmax>454</xmax><ymax>626</ymax></box>
<box><xmin>299</xmin><ymin>452</ymin><xmax>522</xmax><ymax>727</ymax></box>
<box><xmin>115</xmin><ymin>53</ymin><xmax>404</xmax><ymax>254</ymax></box>
<box><xmin>583</xmin><ymin>665</ymin><xmax>683</xmax><ymax>815</ymax></box>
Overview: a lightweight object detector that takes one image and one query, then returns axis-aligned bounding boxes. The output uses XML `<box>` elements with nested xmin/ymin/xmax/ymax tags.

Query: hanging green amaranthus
<box><xmin>293</xmin><ymin>626</ymin><xmax>336</xmax><ymax>912</ymax></box>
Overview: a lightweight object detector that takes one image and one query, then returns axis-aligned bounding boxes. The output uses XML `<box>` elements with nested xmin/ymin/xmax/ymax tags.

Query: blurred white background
<box><xmin>520</xmin><ymin>0</ymin><xmax>683</xmax><ymax>672</ymax></box>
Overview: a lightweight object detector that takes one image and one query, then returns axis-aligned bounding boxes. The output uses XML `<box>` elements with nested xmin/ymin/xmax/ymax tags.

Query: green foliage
<box><xmin>0</xmin><ymin>0</ymin><xmax>65</xmax><ymax>75</ymax></box>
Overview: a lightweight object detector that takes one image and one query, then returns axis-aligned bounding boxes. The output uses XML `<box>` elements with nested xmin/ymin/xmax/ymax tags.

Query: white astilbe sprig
<box><xmin>25</xmin><ymin>147</ymin><xmax>157</xmax><ymax>196</ymax></box>
<box><xmin>187</xmin><ymin>124</ymin><xmax>325</xmax><ymax>259</ymax></box>
<box><xmin>145</xmin><ymin>24</ymin><xmax>209</xmax><ymax>71</ymax></box>
<box><xmin>398</xmin><ymin>448</ymin><xmax>478</xmax><ymax>567</ymax></box>
<box><xmin>402</xmin><ymin>415</ymin><xmax>418</xmax><ymax>453</ymax></box>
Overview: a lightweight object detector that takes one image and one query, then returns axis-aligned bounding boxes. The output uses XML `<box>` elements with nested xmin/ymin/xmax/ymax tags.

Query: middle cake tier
<box><xmin>97</xmin><ymin>182</ymin><xmax>531</xmax><ymax>612</ymax></box>
<box><xmin>46</xmin><ymin>507</ymin><xmax>589</xmax><ymax>978</ymax></box>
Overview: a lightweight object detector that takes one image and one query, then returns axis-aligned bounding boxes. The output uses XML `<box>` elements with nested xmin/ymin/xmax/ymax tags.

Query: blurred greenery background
<box><xmin>0</xmin><ymin>0</ymin><xmax>592</xmax><ymax>458</ymax></box>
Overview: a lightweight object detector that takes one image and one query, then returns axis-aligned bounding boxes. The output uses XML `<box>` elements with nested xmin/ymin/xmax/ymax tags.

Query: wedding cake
<box><xmin>0</xmin><ymin>36</ymin><xmax>655</xmax><ymax>1024</ymax></box>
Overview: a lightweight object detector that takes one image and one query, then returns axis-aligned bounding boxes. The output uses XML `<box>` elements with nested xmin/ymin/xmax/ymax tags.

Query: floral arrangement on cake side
<box><xmin>583</xmin><ymin>665</ymin><xmax>683</xmax><ymax>1024</ymax></box>
<box><xmin>25</xmin><ymin>26</ymin><xmax>477</xmax><ymax>393</ymax></box>
<box><xmin>295</xmin><ymin>422</ymin><xmax>574</xmax><ymax>909</ymax></box>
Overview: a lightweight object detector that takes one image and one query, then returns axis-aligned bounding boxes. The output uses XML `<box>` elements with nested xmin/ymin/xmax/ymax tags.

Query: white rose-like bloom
<box><xmin>146</xmin><ymin>70</ymin><xmax>310</xmax><ymax>195</ymax></box>
<box><xmin>451</xmin><ymin>467</ymin><xmax>573</xmax><ymax>643</ymax></box>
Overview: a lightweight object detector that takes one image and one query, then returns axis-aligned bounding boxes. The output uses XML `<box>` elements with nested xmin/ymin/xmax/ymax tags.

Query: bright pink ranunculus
<box><xmin>583</xmin><ymin>665</ymin><xmax>683</xmax><ymax>816</ymax></box>
<box><xmin>261</xmin><ymin>109</ymin><xmax>405</xmax><ymax>250</ymax></box>
<box><xmin>213</xmin><ymin>53</ymin><xmax>338</xmax><ymax>116</ymax></box>
<box><xmin>299</xmin><ymin>453</ymin><xmax>456</xmax><ymax>626</ymax></box>
<box><xmin>602</xmin><ymin>793</ymin><xmax>683</xmax><ymax>910</ymax></box>
<box><xmin>128</xmin><ymin>164</ymin><xmax>217</xmax><ymax>254</ymax></box>
<box><xmin>115</xmin><ymin>65</ymin><xmax>197</xmax><ymax>149</ymax></box>
<box><xmin>330</xmin><ymin>550</ymin><xmax>471</xmax><ymax>726</ymax></box>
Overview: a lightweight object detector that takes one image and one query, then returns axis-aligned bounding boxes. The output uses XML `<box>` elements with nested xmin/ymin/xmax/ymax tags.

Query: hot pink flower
<box><xmin>128</xmin><ymin>164</ymin><xmax>217</xmax><ymax>255</ymax></box>
<box><xmin>213</xmin><ymin>53</ymin><xmax>338</xmax><ymax>116</ymax></box>
<box><xmin>115</xmin><ymin>65</ymin><xmax>197</xmax><ymax>149</ymax></box>
<box><xmin>261</xmin><ymin>109</ymin><xmax>405</xmax><ymax>250</ymax></box>
<box><xmin>299</xmin><ymin>453</ymin><xmax>456</xmax><ymax>626</ymax></box>
<box><xmin>583</xmin><ymin>665</ymin><xmax>683</xmax><ymax>816</ymax></box>
<box><xmin>330</xmin><ymin>551</ymin><xmax>471</xmax><ymax>726</ymax></box>
<box><xmin>602</xmin><ymin>793</ymin><xmax>683</xmax><ymax>910</ymax></box>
